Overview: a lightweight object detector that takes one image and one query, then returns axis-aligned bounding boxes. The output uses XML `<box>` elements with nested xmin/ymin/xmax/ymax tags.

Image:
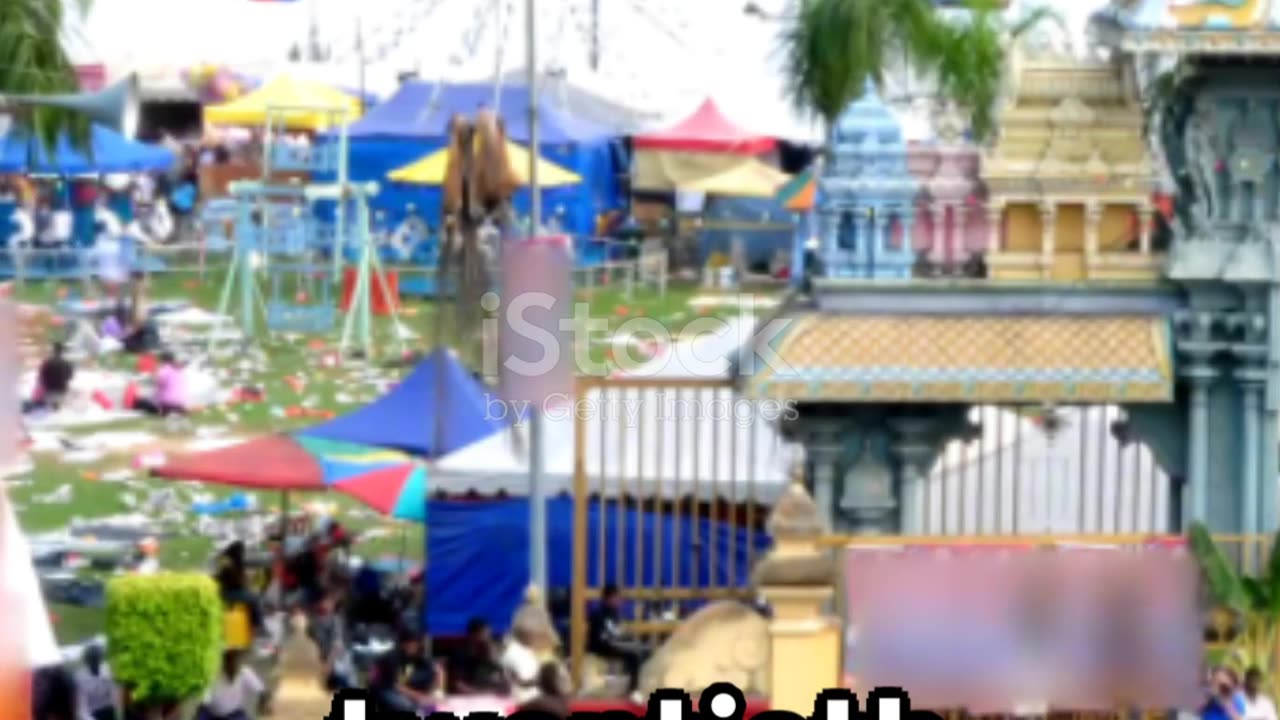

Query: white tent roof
<box><xmin>433</xmin><ymin>386</ymin><xmax>795</xmax><ymax>501</ymax></box>
<box><xmin>434</xmin><ymin>314</ymin><xmax>800</xmax><ymax>501</ymax></box>
<box><xmin>1</xmin><ymin>486</ymin><xmax>61</xmax><ymax>668</ymax></box>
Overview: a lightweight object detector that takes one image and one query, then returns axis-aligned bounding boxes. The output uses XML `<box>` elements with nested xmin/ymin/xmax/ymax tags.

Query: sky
<box><xmin>66</xmin><ymin>0</ymin><xmax>1103</xmax><ymax>137</ymax></box>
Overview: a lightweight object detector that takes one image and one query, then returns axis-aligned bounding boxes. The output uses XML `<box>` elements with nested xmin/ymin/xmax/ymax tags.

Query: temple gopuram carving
<box><xmin>981</xmin><ymin>46</ymin><xmax>1161</xmax><ymax>281</ymax></box>
<box><xmin>908</xmin><ymin>102</ymin><xmax>987</xmax><ymax>277</ymax></box>
<box><xmin>818</xmin><ymin>81</ymin><xmax>918</xmax><ymax>279</ymax></box>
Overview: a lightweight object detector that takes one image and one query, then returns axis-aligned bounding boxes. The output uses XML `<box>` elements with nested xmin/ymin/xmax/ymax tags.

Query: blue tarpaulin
<box><xmin>425</xmin><ymin>497</ymin><xmax>771</xmax><ymax>635</ymax></box>
<box><xmin>325</xmin><ymin>82</ymin><xmax>626</xmax><ymax>236</ymax></box>
<box><xmin>299</xmin><ymin>347</ymin><xmax>507</xmax><ymax>458</ymax></box>
<box><xmin>0</xmin><ymin>124</ymin><xmax>176</xmax><ymax>174</ymax></box>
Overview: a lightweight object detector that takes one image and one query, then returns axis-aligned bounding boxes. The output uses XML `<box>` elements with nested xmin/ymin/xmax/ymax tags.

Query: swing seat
<box><xmin>267</xmin><ymin>263</ymin><xmax>335</xmax><ymax>333</ymax></box>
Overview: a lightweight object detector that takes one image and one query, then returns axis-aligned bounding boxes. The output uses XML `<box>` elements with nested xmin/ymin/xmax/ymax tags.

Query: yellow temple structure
<box><xmin>982</xmin><ymin>46</ymin><xmax>1162</xmax><ymax>281</ymax></box>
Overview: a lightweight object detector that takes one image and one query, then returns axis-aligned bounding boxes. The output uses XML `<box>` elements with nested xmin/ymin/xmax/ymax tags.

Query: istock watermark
<box><xmin>478</xmin><ymin>291</ymin><xmax>794</xmax><ymax>380</ymax></box>
<box><xmin>483</xmin><ymin>392</ymin><xmax>800</xmax><ymax>427</ymax></box>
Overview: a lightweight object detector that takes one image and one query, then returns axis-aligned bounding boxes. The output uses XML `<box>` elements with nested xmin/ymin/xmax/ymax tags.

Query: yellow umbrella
<box><xmin>387</xmin><ymin>140</ymin><xmax>581</xmax><ymax>187</ymax></box>
<box><xmin>680</xmin><ymin>159</ymin><xmax>791</xmax><ymax>198</ymax></box>
<box><xmin>204</xmin><ymin>74</ymin><xmax>362</xmax><ymax>131</ymax></box>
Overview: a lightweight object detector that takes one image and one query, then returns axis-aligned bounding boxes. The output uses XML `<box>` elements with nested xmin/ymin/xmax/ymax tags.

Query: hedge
<box><xmin>104</xmin><ymin>573</ymin><xmax>222</xmax><ymax>703</ymax></box>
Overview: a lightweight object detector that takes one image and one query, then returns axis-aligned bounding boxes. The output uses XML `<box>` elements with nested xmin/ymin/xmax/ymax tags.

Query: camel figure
<box><xmin>439</xmin><ymin>110</ymin><xmax>519</xmax><ymax>359</ymax></box>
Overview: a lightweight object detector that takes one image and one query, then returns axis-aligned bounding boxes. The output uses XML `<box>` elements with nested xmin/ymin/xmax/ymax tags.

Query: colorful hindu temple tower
<box><xmin>738</xmin><ymin>15</ymin><xmax>1280</xmax><ymax>536</ymax></box>
<box><xmin>818</xmin><ymin>81</ymin><xmax>918</xmax><ymax>280</ymax></box>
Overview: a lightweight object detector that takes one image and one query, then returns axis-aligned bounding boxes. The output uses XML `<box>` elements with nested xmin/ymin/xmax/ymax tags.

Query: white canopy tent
<box><xmin>433</xmin><ymin>315</ymin><xmax>799</xmax><ymax>501</ymax></box>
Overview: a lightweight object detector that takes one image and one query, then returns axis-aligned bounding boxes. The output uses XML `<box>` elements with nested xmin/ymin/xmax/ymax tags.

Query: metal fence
<box><xmin>567</xmin><ymin>376</ymin><xmax>794</xmax><ymax>681</ymax></box>
<box><xmin>915</xmin><ymin>405</ymin><xmax>1173</xmax><ymax>536</ymax></box>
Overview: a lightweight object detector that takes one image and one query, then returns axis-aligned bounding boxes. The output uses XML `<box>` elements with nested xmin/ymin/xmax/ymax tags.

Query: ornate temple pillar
<box><xmin>861</xmin><ymin>207</ymin><xmax>877</xmax><ymax>273</ymax></box>
<box><xmin>931</xmin><ymin>204</ymin><xmax>948</xmax><ymax>264</ymax></box>
<box><xmin>1232</xmin><ymin>313</ymin><xmax>1268</xmax><ymax>537</ymax></box>
<box><xmin>889</xmin><ymin>417</ymin><xmax>935</xmax><ymax>535</ymax></box>
<box><xmin>1084</xmin><ymin>201</ymin><xmax>1102</xmax><ymax>262</ymax></box>
<box><xmin>819</xmin><ymin>205</ymin><xmax>840</xmax><ymax>274</ymax></box>
<box><xmin>952</xmin><ymin>203</ymin><xmax>968</xmax><ymax>269</ymax></box>
<box><xmin>871</xmin><ymin>208</ymin><xmax>888</xmax><ymax>275</ymax></box>
<box><xmin>753</xmin><ymin>480</ymin><xmax>841</xmax><ymax>711</ymax></box>
<box><xmin>985</xmin><ymin>202</ymin><xmax>1004</xmax><ymax>254</ymax></box>
<box><xmin>798</xmin><ymin>422</ymin><xmax>845</xmax><ymax>532</ymax></box>
<box><xmin>1238</xmin><ymin>367</ymin><xmax>1265</xmax><ymax>538</ymax></box>
<box><xmin>1137</xmin><ymin>203</ymin><xmax>1154</xmax><ymax>255</ymax></box>
<box><xmin>1039</xmin><ymin>201</ymin><xmax>1057</xmax><ymax>279</ymax></box>
<box><xmin>1179</xmin><ymin>312</ymin><xmax>1218</xmax><ymax>527</ymax></box>
<box><xmin>899</xmin><ymin>208</ymin><xmax>916</xmax><ymax>269</ymax></box>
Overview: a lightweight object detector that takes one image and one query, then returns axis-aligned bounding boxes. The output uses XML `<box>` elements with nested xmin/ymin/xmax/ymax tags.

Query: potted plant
<box><xmin>105</xmin><ymin>573</ymin><xmax>222</xmax><ymax>720</ymax></box>
<box><xmin>1188</xmin><ymin>523</ymin><xmax>1280</xmax><ymax>695</ymax></box>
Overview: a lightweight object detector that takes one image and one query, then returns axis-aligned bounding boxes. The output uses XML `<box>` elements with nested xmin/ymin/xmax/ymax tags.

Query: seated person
<box><xmin>369</xmin><ymin>653</ymin><xmax>418</xmax><ymax>715</ymax></box>
<box><xmin>393</xmin><ymin>629</ymin><xmax>443</xmax><ymax>709</ymax></box>
<box><xmin>501</xmin><ymin>623</ymin><xmax>541</xmax><ymax>704</ymax></box>
<box><xmin>24</xmin><ymin>342</ymin><xmax>73</xmax><ymax>412</ymax></box>
<box><xmin>132</xmin><ymin>352</ymin><xmax>186</xmax><ymax>417</ymax></box>
<box><xmin>449</xmin><ymin>617</ymin><xmax>506</xmax><ymax>695</ymax></box>
<box><xmin>587</xmin><ymin>583</ymin><xmax>647</xmax><ymax>698</ymax></box>
<box><xmin>195</xmin><ymin>650</ymin><xmax>265</xmax><ymax>720</ymax></box>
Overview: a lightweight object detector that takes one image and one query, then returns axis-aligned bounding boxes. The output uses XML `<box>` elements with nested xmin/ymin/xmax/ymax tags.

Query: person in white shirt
<box><xmin>196</xmin><ymin>650</ymin><xmax>265</xmax><ymax>720</ymax></box>
<box><xmin>76</xmin><ymin>644</ymin><xmax>119</xmax><ymax>720</ymax></box>
<box><xmin>500</xmin><ymin>625</ymin><xmax>542</xmax><ymax>705</ymax></box>
<box><xmin>1244</xmin><ymin>667</ymin><xmax>1278</xmax><ymax>720</ymax></box>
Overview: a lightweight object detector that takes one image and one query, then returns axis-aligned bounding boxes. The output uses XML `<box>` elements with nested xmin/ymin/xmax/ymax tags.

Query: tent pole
<box><xmin>525</xmin><ymin>0</ymin><xmax>547</xmax><ymax>599</ymax></box>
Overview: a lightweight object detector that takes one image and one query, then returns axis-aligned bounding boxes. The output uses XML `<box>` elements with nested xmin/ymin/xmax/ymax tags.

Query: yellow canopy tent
<box><xmin>679</xmin><ymin>159</ymin><xmax>791</xmax><ymax>198</ymax></box>
<box><xmin>388</xmin><ymin>140</ymin><xmax>581</xmax><ymax>186</ymax></box>
<box><xmin>204</xmin><ymin>75</ymin><xmax>362</xmax><ymax>131</ymax></box>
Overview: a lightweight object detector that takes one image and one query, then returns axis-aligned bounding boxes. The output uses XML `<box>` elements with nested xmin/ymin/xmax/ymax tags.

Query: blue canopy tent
<box><xmin>0</xmin><ymin>124</ymin><xmax>176</xmax><ymax>174</ymax></box>
<box><xmin>299</xmin><ymin>347</ymin><xmax>510</xmax><ymax>458</ymax></box>
<box><xmin>329</xmin><ymin>81</ymin><xmax>626</xmax><ymax>235</ymax></box>
<box><xmin>425</xmin><ymin>497</ymin><xmax>771</xmax><ymax>635</ymax></box>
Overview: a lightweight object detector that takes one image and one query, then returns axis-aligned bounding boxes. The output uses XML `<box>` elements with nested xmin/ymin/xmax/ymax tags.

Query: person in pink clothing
<box><xmin>133</xmin><ymin>351</ymin><xmax>186</xmax><ymax>416</ymax></box>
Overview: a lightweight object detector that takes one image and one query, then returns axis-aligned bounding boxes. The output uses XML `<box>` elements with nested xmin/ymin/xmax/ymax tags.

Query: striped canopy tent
<box><xmin>776</xmin><ymin>165</ymin><xmax>817</xmax><ymax>211</ymax></box>
<box><xmin>152</xmin><ymin>435</ymin><xmax>429</xmax><ymax>521</ymax></box>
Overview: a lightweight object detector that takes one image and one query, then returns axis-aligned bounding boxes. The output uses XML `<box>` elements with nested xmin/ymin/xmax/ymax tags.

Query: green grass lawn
<box><xmin>10</xmin><ymin>265</ymin><xmax>775</xmax><ymax>645</ymax></box>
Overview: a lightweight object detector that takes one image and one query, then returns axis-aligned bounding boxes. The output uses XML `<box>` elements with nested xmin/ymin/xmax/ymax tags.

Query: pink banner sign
<box><xmin>843</xmin><ymin>540</ymin><xmax>1202</xmax><ymax>712</ymax></box>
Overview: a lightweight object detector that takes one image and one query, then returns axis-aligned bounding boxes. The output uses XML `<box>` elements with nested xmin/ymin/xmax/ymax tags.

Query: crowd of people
<box><xmin>1202</xmin><ymin>667</ymin><xmax>1277</xmax><ymax>720</ymax></box>
<box><xmin>27</xmin><ymin>515</ymin><xmax>663</xmax><ymax>720</ymax></box>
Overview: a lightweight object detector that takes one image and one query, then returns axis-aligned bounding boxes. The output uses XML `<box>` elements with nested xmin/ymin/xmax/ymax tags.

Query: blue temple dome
<box><xmin>833</xmin><ymin>79</ymin><xmax>904</xmax><ymax>146</ymax></box>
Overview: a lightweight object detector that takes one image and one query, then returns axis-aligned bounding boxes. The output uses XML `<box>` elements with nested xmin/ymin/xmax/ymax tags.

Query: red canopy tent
<box><xmin>634</xmin><ymin>98</ymin><xmax>777</xmax><ymax>154</ymax></box>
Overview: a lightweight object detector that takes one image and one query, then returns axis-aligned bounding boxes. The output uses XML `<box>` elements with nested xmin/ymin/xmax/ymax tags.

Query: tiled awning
<box><xmin>749</xmin><ymin>315</ymin><xmax>1173</xmax><ymax>403</ymax></box>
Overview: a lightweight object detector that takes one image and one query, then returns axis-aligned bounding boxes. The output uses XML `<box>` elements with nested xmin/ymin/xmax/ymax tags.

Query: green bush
<box><xmin>105</xmin><ymin>573</ymin><xmax>221</xmax><ymax>703</ymax></box>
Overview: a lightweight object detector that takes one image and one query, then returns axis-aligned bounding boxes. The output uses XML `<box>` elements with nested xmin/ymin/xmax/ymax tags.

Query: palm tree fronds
<box><xmin>1189</xmin><ymin>522</ymin><xmax>1249</xmax><ymax>611</ymax></box>
<box><xmin>0</xmin><ymin>0</ymin><xmax>91</xmax><ymax>152</ymax></box>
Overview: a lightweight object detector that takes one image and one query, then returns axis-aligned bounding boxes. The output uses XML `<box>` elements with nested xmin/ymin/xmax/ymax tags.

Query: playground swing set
<box><xmin>210</xmin><ymin>104</ymin><xmax>406</xmax><ymax>359</ymax></box>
